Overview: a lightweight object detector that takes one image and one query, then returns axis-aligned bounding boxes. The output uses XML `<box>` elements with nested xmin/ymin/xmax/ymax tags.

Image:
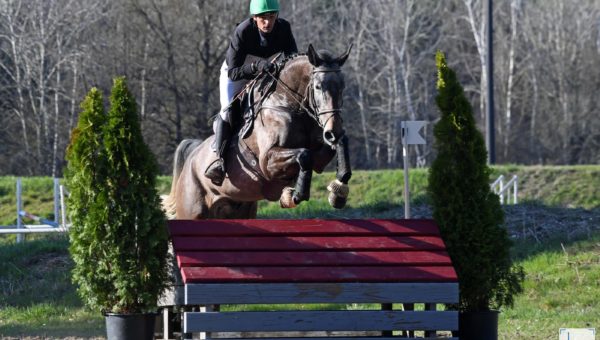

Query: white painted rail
<box><xmin>491</xmin><ymin>174</ymin><xmax>518</xmax><ymax>204</ymax></box>
<box><xmin>0</xmin><ymin>178</ymin><xmax>70</xmax><ymax>241</ymax></box>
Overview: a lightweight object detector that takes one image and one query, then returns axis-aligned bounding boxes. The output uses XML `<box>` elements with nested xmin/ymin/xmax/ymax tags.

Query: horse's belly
<box><xmin>262</xmin><ymin>182</ymin><xmax>290</xmax><ymax>201</ymax></box>
<box><xmin>222</xmin><ymin>157</ymin><xmax>267</xmax><ymax>201</ymax></box>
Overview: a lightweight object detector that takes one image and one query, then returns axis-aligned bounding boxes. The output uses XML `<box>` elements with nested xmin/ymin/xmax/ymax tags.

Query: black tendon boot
<box><xmin>205</xmin><ymin>116</ymin><xmax>232</xmax><ymax>186</ymax></box>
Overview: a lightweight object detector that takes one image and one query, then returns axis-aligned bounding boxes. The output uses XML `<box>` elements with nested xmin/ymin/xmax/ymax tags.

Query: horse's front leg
<box><xmin>264</xmin><ymin>147</ymin><xmax>313</xmax><ymax>208</ymax></box>
<box><xmin>327</xmin><ymin>134</ymin><xmax>352</xmax><ymax>209</ymax></box>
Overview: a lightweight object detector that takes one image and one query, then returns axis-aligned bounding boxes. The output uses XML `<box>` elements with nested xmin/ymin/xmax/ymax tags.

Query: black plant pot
<box><xmin>455</xmin><ymin>310</ymin><xmax>499</xmax><ymax>340</ymax></box>
<box><xmin>105</xmin><ymin>312</ymin><xmax>157</xmax><ymax>340</ymax></box>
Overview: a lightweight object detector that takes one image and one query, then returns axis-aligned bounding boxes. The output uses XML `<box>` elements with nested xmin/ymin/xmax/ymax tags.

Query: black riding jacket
<box><xmin>226</xmin><ymin>17</ymin><xmax>298</xmax><ymax>81</ymax></box>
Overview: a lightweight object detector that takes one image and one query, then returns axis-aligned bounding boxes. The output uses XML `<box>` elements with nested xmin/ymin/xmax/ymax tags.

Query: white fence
<box><xmin>0</xmin><ymin>178</ymin><xmax>69</xmax><ymax>242</ymax></box>
<box><xmin>491</xmin><ymin>174</ymin><xmax>518</xmax><ymax>205</ymax></box>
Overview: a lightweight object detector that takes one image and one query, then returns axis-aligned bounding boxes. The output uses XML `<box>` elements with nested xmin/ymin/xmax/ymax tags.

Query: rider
<box><xmin>205</xmin><ymin>0</ymin><xmax>298</xmax><ymax>186</ymax></box>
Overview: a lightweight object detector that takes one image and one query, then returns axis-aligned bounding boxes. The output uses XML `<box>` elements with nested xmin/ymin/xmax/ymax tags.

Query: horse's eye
<box><xmin>315</xmin><ymin>83</ymin><xmax>322</xmax><ymax>90</ymax></box>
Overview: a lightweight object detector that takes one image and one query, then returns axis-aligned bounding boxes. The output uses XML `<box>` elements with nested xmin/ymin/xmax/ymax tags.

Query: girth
<box><xmin>235</xmin><ymin>136</ymin><xmax>267</xmax><ymax>182</ymax></box>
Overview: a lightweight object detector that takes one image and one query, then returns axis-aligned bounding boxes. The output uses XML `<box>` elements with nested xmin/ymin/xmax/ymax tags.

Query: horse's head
<box><xmin>306</xmin><ymin>44</ymin><xmax>352</xmax><ymax>147</ymax></box>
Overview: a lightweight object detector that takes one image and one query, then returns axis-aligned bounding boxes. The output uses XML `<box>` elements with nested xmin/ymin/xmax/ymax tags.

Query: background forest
<box><xmin>1</xmin><ymin>0</ymin><xmax>599</xmax><ymax>176</ymax></box>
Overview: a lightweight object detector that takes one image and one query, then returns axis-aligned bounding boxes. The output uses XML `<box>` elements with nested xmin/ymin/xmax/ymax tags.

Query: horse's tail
<box><xmin>162</xmin><ymin>138</ymin><xmax>204</xmax><ymax>218</ymax></box>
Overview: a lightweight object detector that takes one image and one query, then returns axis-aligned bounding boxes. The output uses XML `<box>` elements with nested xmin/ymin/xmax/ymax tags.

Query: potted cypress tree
<box><xmin>428</xmin><ymin>51</ymin><xmax>524</xmax><ymax>340</ymax></box>
<box><xmin>65</xmin><ymin>78</ymin><xmax>170</xmax><ymax>340</ymax></box>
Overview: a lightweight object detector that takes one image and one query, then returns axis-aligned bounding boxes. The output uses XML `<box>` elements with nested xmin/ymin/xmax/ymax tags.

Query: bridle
<box><xmin>305</xmin><ymin>66</ymin><xmax>343</xmax><ymax>128</ymax></box>
<box><xmin>261</xmin><ymin>63</ymin><xmax>343</xmax><ymax>129</ymax></box>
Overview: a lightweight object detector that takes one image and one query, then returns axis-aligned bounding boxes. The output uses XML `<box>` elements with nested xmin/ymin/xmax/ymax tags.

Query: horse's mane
<box><xmin>279</xmin><ymin>49</ymin><xmax>340</xmax><ymax>70</ymax></box>
<box><xmin>277</xmin><ymin>53</ymin><xmax>307</xmax><ymax>69</ymax></box>
<box><xmin>253</xmin><ymin>53</ymin><xmax>307</xmax><ymax>93</ymax></box>
<box><xmin>252</xmin><ymin>49</ymin><xmax>341</xmax><ymax>109</ymax></box>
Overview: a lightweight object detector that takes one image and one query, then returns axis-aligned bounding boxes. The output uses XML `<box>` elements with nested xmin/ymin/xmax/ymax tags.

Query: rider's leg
<box><xmin>205</xmin><ymin>61</ymin><xmax>246</xmax><ymax>186</ymax></box>
<box><xmin>205</xmin><ymin>112</ymin><xmax>232</xmax><ymax>186</ymax></box>
<box><xmin>218</xmin><ymin>60</ymin><xmax>248</xmax><ymax>114</ymax></box>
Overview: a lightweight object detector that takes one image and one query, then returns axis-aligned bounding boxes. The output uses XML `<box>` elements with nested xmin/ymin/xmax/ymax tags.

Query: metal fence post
<box><xmin>53</xmin><ymin>178</ymin><xmax>60</xmax><ymax>224</ymax></box>
<box><xmin>16</xmin><ymin>178</ymin><xmax>24</xmax><ymax>243</ymax></box>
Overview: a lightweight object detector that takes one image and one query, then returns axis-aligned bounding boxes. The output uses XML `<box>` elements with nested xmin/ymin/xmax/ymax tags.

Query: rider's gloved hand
<box><xmin>253</xmin><ymin>60</ymin><xmax>276</xmax><ymax>74</ymax></box>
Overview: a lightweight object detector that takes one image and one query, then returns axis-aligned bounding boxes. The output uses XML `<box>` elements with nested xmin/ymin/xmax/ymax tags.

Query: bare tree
<box><xmin>3</xmin><ymin>0</ymin><xmax>600</xmax><ymax>174</ymax></box>
<box><xmin>0</xmin><ymin>0</ymin><xmax>108</xmax><ymax>175</ymax></box>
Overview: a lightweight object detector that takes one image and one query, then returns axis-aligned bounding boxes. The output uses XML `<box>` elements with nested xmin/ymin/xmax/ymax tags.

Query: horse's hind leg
<box><xmin>209</xmin><ymin>199</ymin><xmax>257</xmax><ymax>218</ymax></box>
<box><xmin>238</xmin><ymin>202</ymin><xmax>258</xmax><ymax>218</ymax></box>
<box><xmin>175</xmin><ymin>163</ymin><xmax>208</xmax><ymax>219</ymax></box>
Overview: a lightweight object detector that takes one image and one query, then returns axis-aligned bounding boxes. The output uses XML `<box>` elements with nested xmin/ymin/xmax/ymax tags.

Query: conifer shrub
<box><xmin>65</xmin><ymin>78</ymin><xmax>170</xmax><ymax>314</ymax></box>
<box><xmin>428</xmin><ymin>51</ymin><xmax>524</xmax><ymax>311</ymax></box>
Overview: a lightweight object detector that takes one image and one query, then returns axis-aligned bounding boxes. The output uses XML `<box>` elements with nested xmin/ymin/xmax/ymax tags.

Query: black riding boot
<box><xmin>204</xmin><ymin>116</ymin><xmax>232</xmax><ymax>186</ymax></box>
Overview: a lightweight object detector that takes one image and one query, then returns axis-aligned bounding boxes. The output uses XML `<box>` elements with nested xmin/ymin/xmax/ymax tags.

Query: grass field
<box><xmin>1</xmin><ymin>166</ymin><xmax>599</xmax><ymax>339</ymax></box>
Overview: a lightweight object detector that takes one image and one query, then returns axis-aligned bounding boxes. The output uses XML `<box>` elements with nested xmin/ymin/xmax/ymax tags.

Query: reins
<box><xmin>258</xmin><ymin>59</ymin><xmax>343</xmax><ymax>128</ymax></box>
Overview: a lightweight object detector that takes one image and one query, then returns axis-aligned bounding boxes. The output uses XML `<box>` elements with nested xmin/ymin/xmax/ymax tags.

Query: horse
<box><xmin>162</xmin><ymin>44</ymin><xmax>353</xmax><ymax>219</ymax></box>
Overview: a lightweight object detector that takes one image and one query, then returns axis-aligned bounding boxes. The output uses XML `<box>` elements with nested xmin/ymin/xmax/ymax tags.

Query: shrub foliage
<box><xmin>429</xmin><ymin>52</ymin><xmax>524</xmax><ymax>311</ymax></box>
<box><xmin>65</xmin><ymin>78</ymin><xmax>170</xmax><ymax>313</ymax></box>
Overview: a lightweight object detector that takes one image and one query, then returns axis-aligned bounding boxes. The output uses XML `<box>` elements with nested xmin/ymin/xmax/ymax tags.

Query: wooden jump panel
<box><xmin>183</xmin><ymin>310</ymin><xmax>458</xmax><ymax>333</ymax></box>
<box><xmin>204</xmin><ymin>338</ymin><xmax>458</xmax><ymax>340</ymax></box>
<box><xmin>172</xmin><ymin>236</ymin><xmax>447</xmax><ymax>251</ymax></box>
<box><xmin>181</xmin><ymin>265</ymin><xmax>457</xmax><ymax>283</ymax></box>
<box><xmin>185</xmin><ymin>282</ymin><xmax>459</xmax><ymax>305</ymax></box>
<box><xmin>169</xmin><ymin>219</ymin><xmax>458</xmax><ymax>284</ymax></box>
<box><xmin>177</xmin><ymin>250</ymin><xmax>452</xmax><ymax>267</ymax></box>
<box><xmin>169</xmin><ymin>218</ymin><xmax>442</xmax><ymax>236</ymax></box>
<box><xmin>167</xmin><ymin>219</ymin><xmax>459</xmax><ymax>338</ymax></box>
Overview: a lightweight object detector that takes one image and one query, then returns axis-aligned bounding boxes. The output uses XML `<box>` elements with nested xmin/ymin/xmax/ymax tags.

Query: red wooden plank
<box><xmin>181</xmin><ymin>266</ymin><xmax>458</xmax><ymax>283</ymax></box>
<box><xmin>172</xmin><ymin>236</ymin><xmax>446</xmax><ymax>251</ymax></box>
<box><xmin>177</xmin><ymin>250</ymin><xmax>452</xmax><ymax>267</ymax></box>
<box><xmin>168</xmin><ymin>219</ymin><xmax>441</xmax><ymax>237</ymax></box>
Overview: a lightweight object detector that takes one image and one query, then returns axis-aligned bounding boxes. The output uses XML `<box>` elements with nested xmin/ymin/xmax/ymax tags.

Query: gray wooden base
<box><xmin>182</xmin><ymin>282</ymin><xmax>458</xmax><ymax>337</ymax></box>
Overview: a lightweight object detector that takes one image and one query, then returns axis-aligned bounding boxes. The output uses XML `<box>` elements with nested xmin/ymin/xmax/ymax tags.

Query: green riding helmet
<box><xmin>249</xmin><ymin>0</ymin><xmax>279</xmax><ymax>15</ymax></box>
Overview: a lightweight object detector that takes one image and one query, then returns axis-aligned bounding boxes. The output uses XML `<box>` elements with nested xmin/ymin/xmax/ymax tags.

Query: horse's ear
<box><xmin>337</xmin><ymin>43</ymin><xmax>353</xmax><ymax>67</ymax></box>
<box><xmin>307</xmin><ymin>44</ymin><xmax>322</xmax><ymax>67</ymax></box>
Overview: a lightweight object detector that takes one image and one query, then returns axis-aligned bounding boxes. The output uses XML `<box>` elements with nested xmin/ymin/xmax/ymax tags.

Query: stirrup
<box><xmin>205</xmin><ymin>159</ymin><xmax>225</xmax><ymax>186</ymax></box>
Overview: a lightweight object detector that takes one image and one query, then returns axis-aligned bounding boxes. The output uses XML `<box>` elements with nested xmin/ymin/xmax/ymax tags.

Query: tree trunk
<box><xmin>503</xmin><ymin>0</ymin><xmax>519</xmax><ymax>160</ymax></box>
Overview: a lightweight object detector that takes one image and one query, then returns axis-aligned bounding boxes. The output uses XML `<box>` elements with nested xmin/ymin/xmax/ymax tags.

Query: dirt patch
<box><xmin>503</xmin><ymin>204</ymin><xmax>600</xmax><ymax>241</ymax></box>
<box><xmin>26</xmin><ymin>252</ymin><xmax>70</xmax><ymax>271</ymax></box>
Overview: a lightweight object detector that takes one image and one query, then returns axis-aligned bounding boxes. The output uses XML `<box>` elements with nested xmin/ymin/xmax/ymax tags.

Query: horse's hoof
<box><xmin>327</xmin><ymin>179</ymin><xmax>349</xmax><ymax>198</ymax></box>
<box><xmin>327</xmin><ymin>179</ymin><xmax>348</xmax><ymax>209</ymax></box>
<box><xmin>279</xmin><ymin>187</ymin><xmax>297</xmax><ymax>208</ymax></box>
<box><xmin>328</xmin><ymin>192</ymin><xmax>347</xmax><ymax>209</ymax></box>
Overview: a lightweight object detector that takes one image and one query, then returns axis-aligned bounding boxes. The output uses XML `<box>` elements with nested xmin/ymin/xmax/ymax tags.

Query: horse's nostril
<box><xmin>324</xmin><ymin>131</ymin><xmax>337</xmax><ymax>144</ymax></box>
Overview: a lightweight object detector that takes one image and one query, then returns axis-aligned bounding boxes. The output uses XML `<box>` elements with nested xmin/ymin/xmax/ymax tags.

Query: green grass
<box><xmin>0</xmin><ymin>235</ymin><xmax>105</xmax><ymax>337</ymax></box>
<box><xmin>500</xmin><ymin>234</ymin><xmax>600</xmax><ymax>339</ymax></box>
<box><xmin>3</xmin><ymin>165</ymin><xmax>599</xmax><ymax>226</ymax></box>
<box><xmin>0</xmin><ymin>304</ymin><xmax>103</xmax><ymax>337</ymax></box>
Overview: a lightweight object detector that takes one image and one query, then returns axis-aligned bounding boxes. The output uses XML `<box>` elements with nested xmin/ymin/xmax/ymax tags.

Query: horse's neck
<box><xmin>272</xmin><ymin>58</ymin><xmax>311</xmax><ymax>109</ymax></box>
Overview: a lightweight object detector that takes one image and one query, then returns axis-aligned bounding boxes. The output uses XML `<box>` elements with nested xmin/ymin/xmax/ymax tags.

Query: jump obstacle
<box><xmin>164</xmin><ymin>218</ymin><xmax>459</xmax><ymax>340</ymax></box>
<box><xmin>0</xmin><ymin>178</ymin><xmax>69</xmax><ymax>242</ymax></box>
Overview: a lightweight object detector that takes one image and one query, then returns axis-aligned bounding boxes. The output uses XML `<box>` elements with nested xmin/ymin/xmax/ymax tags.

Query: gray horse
<box><xmin>162</xmin><ymin>44</ymin><xmax>353</xmax><ymax>219</ymax></box>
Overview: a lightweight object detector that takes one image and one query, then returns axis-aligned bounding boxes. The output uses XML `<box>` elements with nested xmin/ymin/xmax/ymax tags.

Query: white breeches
<box><xmin>219</xmin><ymin>60</ymin><xmax>249</xmax><ymax>122</ymax></box>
